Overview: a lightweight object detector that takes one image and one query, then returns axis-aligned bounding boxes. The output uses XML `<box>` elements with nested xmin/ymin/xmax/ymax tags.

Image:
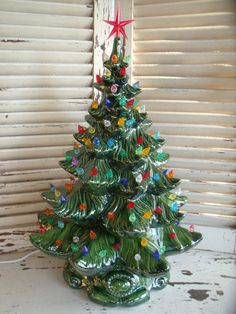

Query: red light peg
<box><xmin>169</xmin><ymin>232</ymin><xmax>176</xmax><ymax>240</ymax></box>
<box><xmin>137</xmin><ymin>136</ymin><xmax>144</xmax><ymax>144</ymax></box>
<box><xmin>113</xmin><ymin>242</ymin><xmax>121</xmax><ymax>250</ymax></box>
<box><xmin>44</xmin><ymin>207</ymin><xmax>53</xmax><ymax>216</ymax></box>
<box><xmin>39</xmin><ymin>225</ymin><xmax>46</xmax><ymax>234</ymax></box>
<box><xmin>127</xmin><ymin>201</ymin><xmax>135</xmax><ymax>209</ymax></box>
<box><xmin>89</xmin><ymin>230</ymin><xmax>97</xmax><ymax>240</ymax></box>
<box><xmin>96</xmin><ymin>74</ymin><xmax>103</xmax><ymax>83</ymax></box>
<box><xmin>69</xmin><ymin>176</ymin><xmax>76</xmax><ymax>184</ymax></box>
<box><xmin>90</xmin><ymin>167</ymin><xmax>98</xmax><ymax>176</ymax></box>
<box><xmin>55</xmin><ymin>239</ymin><xmax>62</xmax><ymax>246</ymax></box>
<box><xmin>64</xmin><ymin>183</ymin><xmax>73</xmax><ymax>190</ymax></box>
<box><xmin>107</xmin><ymin>212</ymin><xmax>116</xmax><ymax>220</ymax></box>
<box><xmin>155</xmin><ymin>206</ymin><xmax>162</xmax><ymax>214</ymax></box>
<box><xmin>142</xmin><ymin>171</ymin><xmax>150</xmax><ymax>180</ymax></box>
<box><xmin>127</xmin><ymin>98</ymin><xmax>134</xmax><ymax>107</ymax></box>
<box><xmin>78</xmin><ymin>125</ymin><xmax>85</xmax><ymax>134</ymax></box>
<box><xmin>119</xmin><ymin>67</ymin><xmax>126</xmax><ymax>76</ymax></box>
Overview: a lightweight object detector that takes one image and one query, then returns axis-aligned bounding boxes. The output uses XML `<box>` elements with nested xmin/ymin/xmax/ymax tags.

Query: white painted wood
<box><xmin>0</xmin><ymin>249</ymin><xmax>235</xmax><ymax>314</ymax></box>
<box><xmin>134</xmin><ymin>0</ymin><xmax>236</xmax><ymax>17</ymax></box>
<box><xmin>134</xmin><ymin>39</ymin><xmax>236</xmax><ymax>52</ymax></box>
<box><xmin>133</xmin><ymin>0</ymin><xmax>236</xmax><ymax>229</ymax></box>
<box><xmin>0</xmin><ymin>0</ymin><xmax>97</xmax><ymax>228</ymax></box>
<box><xmin>134</xmin><ymin>26</ymin><xmax>236</xmax><ymax>40</ymax></box>
<box><xmin>134</xmin><ymin>64</ymin><xmax>236</xmax><ymax>78</ymax></box>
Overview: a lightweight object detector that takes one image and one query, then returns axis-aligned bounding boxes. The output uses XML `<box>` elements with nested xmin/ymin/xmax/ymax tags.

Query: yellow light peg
<box><xmin>141</xmin><ymin>147</ymin><xmax>151</xmax><ymax>157</ymax></box>
<box><xmin>167</xmin><ymin>169</ymin><xmax>174</xmax><ymax>179</ymax></box>
<box><xmin>105</xmin><ymin>68</ymin><xmax>111</xmax><ymax>77</ymax></box>
<box><xmin>88</xmin><ymin>127</ymin><xmax>95</xmax><ymax>134</ymax></box>
<box><xmin>117</xmin><ymin>117</ymin><xmax>125</xmax><ymax>127</ymax></box>
<box><xmin>54</xmin><ymin>190</ymin><xmax>61</xmax><ymax>198</ymax></box>
<box><xmin>91</xmin><ymin>100</ymin><xmax>99</xmax><ymax>109</ymax></box>
<box><xmin>141</xmin><ymin>238</ymin><xmax>148</xmax><ymax>247</ymax></box>
<box><xmin>143</xmin><ymin>211</ymin><xmax>152</xmax><ymax>219</ymax></box>
<box><xmin>168</xmin><ymin>193</ymin><xmax>177</xmax><ymax>201</ymax></box>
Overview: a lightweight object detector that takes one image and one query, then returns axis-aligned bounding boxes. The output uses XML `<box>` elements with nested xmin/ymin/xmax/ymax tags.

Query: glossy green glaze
<box><xmin>30</xmin><ymin>37</ymin><xmax>202</xmax><ymax>306</ymax></box>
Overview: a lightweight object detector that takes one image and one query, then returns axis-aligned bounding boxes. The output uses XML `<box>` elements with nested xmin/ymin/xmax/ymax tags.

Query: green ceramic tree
<box><xmin>30</xmin><ymin>9</ymin><xmax>202</xmax><ymax>306</ymax></box>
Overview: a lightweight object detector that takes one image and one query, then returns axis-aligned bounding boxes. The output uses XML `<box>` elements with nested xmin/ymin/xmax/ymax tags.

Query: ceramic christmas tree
<box><xmin>30</xmin><ymin>5</ymin><xmax>202</xmax><ymax>306</ymax></box>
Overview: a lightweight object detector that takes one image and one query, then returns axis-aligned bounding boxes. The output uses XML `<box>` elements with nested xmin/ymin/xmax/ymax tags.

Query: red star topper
<box><xmin>104</xmin><ymin>1</ymin><xmax>133</xmax><ymax>39</ymax></box>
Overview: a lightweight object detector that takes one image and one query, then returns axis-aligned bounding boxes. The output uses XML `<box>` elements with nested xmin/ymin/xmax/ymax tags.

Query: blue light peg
<box><xmin>132</xmin><ymin>81</ymin><xmax>140</xmax><ymax>89</ymax></box>
<box><xmin>171</xmin><ymin>202</ymin><xmax>179</xmax><ymax>212</ymax></box>
<box><xmin>60</xmin><ymin>195</ymin><xmax>67</xmax><ymax>204</ymax></box>
<box><xmin>107</xmin><ymin>138</ymin><xmax>115</xmax><ymax>148</ymax></box>
<box><xmin>153</xmin><ymin>131</ymin><xmax>160</xmax><ymax>139</ymax></box>
<box><xmin>81</xmin><ymin>245</ymin><xmax>89</xmax><ymax>256</ymax></box>
<box><xmin>153</xmin><ymin>250</ymin><xmax>160</xmax><ymax>260</ymax></box>
<box><xmin>50</xmin><ymin>184</ymin><xmax>56</xmax><ymax>192</ymax></box>
<box><xmin>120</xmin><ymin>178</ymin><xmax>129</xmax><ymax>187</ymax></box>
<box><xmin>126</xmin><ymin>118</ymin><xmax>135</xmax><ymax>127</ymax></box>
<box><xmin>152</xmin><ymin>173</ymin><xmax>160</xmax><ymax>181</ymax></box>
<box><xmin>58</xmin><ymin>220</ymin><xmax>65</xmax><ymax>229</ymax></box>
<box><xmin>93</xmin><ymin>136</ymin><xmax>100</xmax><ymax>146</ymax></box>
<box><xmin>105</xmin><ymin>98</ymin><xmax>112</xmax><ymax>108</ymax></box>
<box><xmin>163</xmin><ymin>169</ymin><xmax>168</xmax><ymax>176</ymax></box>
<box><xmin>76</xmin><ymin>167</ymin><xmax>84</xmax><ymax>175</ymax></box>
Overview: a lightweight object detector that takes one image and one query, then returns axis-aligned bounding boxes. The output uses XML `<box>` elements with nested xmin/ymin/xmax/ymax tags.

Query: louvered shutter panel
<box><xmin>133</xmin><ymin>0</ymin><xmax>236</xmax><ymax>228</ymax></box>
<box><xmin>0</xmin><ymin>0</ymin><xmax>94</xmax><ymax>228</ymax></box>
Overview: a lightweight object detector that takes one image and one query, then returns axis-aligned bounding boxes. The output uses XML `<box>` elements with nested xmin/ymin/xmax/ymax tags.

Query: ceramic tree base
<box><xmin>63</xmin><ymin>262</ymin><xmax>170</xmax><ymax>306</ymax></box>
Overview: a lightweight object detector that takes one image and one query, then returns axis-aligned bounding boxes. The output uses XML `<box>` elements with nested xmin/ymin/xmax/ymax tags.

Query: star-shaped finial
<box><xmin>104</xmin><ymin>1</ymin><xmax>133</xmax><ymax>39</ymax></box>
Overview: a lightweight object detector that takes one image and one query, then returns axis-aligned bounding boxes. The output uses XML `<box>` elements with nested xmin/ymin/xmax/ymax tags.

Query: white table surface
<box><xmin>0</xmin><ymin>249</ymin><xmax>235</xmax><ymax>314</ymax></box>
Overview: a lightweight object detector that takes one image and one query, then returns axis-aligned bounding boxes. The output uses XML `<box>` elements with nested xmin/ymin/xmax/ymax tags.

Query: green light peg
<box><xmin>99</xmin><ymin>250</ymin><xmax>107</xmax><ymax>257</ymax></box>
<box><xmin>119</xmin><ymin>96</ymin><xmax>126</xmax><ymax>106</ymax></box>
<box><xmin>71</xmin><ymin>243</ymin><xmax>79</xmax><ymax>253</ymax></box>
<box><xmin>123</xmin><ymin>55</ymin><xmax>131</xmax><ymax>63</ymax></box>
<box><xmin>106</xmin><ymin>169</ymin><xmax>113</xmax><ymax>179</ymax></box>
<box><xmin>135</xmin><ymin>146</ymin><xmax>143</xmax><ymax>156</ymax></box>
<box><xmin>119</xmin><ymin>148</ymin><xmax>127</xmax><ymax>157</ymax></box>
<box><xmin>65</xmin><ymin>153</ymin><xmax>72</xmax><ymax>161</ymax></box>
<box><xmin>129</xmin><ymin>213</ymin><xmax>136</xmax><ymax>223</ymax></box>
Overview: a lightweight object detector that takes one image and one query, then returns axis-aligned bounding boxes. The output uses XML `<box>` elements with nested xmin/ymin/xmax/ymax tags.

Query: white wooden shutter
<box><xmin>0</xmin><ymin>0</ymin><xmax>94</xmax><ymax>228</ymax></box>
<box><xmin>133</xmin><ymin>0</ymin><xmax>236</xmax><ymax>228</ymax></box>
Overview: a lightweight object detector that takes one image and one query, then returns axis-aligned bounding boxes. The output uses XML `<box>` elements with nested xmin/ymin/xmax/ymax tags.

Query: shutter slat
<box><xmin>185</xmin><ymin>191</ymin><xmax>236</xmax><ymax>206</ymax></box>
<box><xmin>0</xmin><ymin>146</ymin><xmax>70</xmax><ymax>161</ymax></box>
<box><xmin>166</xmin><ymin>146</ymin><xmax>236</xmax><ymax>161</ymax></box>
<box><xmin>144</xmin><ymin>100</ymin><xmax>236</xmax><ymax>114</ymax></box>
<box><xmin>0</xmin><ymin>87</ymin><xmax>93</xmax><ymax>100</ymax></box>
<box><xmin>168</xmin><ymin>157</ymin><xmax>236</xmax><ymax>172</ymax></box>
<box><xmin>0</xmin><ymin>99</ymin><xmax>91</xmax><ymax>113</ymax></box>
<box><xmin>134</xmin><ymin>0</ymin><xmax>236</xmax><ymax>17</ymax></box>
<box><xmin>182</xmin><ymin>180</ymin><xmax>236</xmax><ymax>195</ymax></box>
<box><xmin>174</xmin><ymin>168</ymin><xmax>236</xmax><ymax>183</ymax></box>
<box><xmin>0</xmin><ymin>168</ymin><xmax>67</xmax><ymax>184</ymax></box>
<box><xmin>0</xmin><ymin>25</ymin><xmax>93</xmax><ymax>41</ymax></box>
<box><xmin>134</xmin><ymin>26</ymin><xmax>236</xmax><ymax>40</ymax></box>
<box><xmin>0</xmin><ymin>178</ymin><xmax>66</xmax><ymax>195</ymax></box>
<box><xmin>153</xmin><ymin>123</ymin><xmax>236</xmax><ymax>138</ymax></box>
<box><xmin>0</xmin><ymin>213</ymin><xmax>38</xmax><ymax>228</ymax></box>
<box><xmin>0</xmin><ymin>40</ymin><xmax>93</xmax><ymax>53</ymax></box>
<box><xmin>0</xmin><ymin>11</ymin><xmax>93</xmax><ymax>28</ymax></box>
<box><xmin>183</xmin><ymin>203</ymin><xmax>236</xmax><ymax>216</ymax></box>
<box><xmin>134</xmin><ymin>40</ymin><xmax>236</xmax><ymax>52</ymax></box>
<box><xmin>134</xmin><ymin>64</ymin><xmax>236</xmax><ymax>78</ymax></box>
<box><xmin>135</xmin><ymin>76</ymin><xmax>236</xmax><ymax>90</ymax></box>
<box><xmin>0</xmin><ymin>202</ymin><xmax>44</xmax><ymax>216</ymax></box>
<box><xmin>139</xmin><ymin>88</ymin><xmax>236</xmax><ymax>102</ymax></box>
<box><xmin>0</xmin><ymin>0</ymin><xmax>93</xmax><ymax>16</ymax></box>
<box><xmin>0</xmin><ymin>76</ymin><xmax>93</xmax><ymax>89</ymax></box>
<box><xmin>0</xmin><ymin>51</ymin><xmax>93</xmax><ymax>63</ymax></box>
<box><xmin>135</xmin><ymin>12</ymin><xmax>236</xmax><ymax>29</ymax></box>
<box><xmin>134</xmin><ymin>52</ymin><xmax>236</xmax><ymax>64</ymax></box>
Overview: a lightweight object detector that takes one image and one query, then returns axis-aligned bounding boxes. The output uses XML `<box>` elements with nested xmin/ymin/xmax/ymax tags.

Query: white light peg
<box><xmin>104</xmin><ymin>120</ymin><xmax>111</xmax><ymax>127</ymax></box>
<box><xmin>134</xmin><ymin>254</ymin><xmax>141</xmax><ymax>261</ymax></box>
<box><xmin>139</xmin><ymin>105</ymin><xmax>146</xmax><ymax>113</ymax></box>
<box><xmin>136</xmin><ymin>174</ymin><xmax>143</xmax><ymax>183</ymax></box>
